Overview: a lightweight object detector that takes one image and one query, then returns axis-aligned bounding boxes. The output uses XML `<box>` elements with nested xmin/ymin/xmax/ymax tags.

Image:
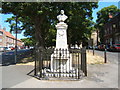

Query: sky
<box><xmin>0</xmin><ymin>1</ymin><xmax>120</xmax><ymax>39</ymax></box>
<box><xmin>92</xmin><ymin>1</ymin><xmax>119</xmax><ymax>22</ymax></box>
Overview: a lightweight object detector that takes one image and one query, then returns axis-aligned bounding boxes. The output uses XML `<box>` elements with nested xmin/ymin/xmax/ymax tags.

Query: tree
<box><xmin>96</xmin><ymin>5</ymin><xmax>120</xmax><ymax>43</ymax></box>
<box><xmin>2</xmin><ymin>2</ymin><xmax>98</xmax><ymax>47</ymax></box>
<box><xmin>21</xmin><ymin>38</ymin><xmax>35</xmax><ymax>47</ymax></box>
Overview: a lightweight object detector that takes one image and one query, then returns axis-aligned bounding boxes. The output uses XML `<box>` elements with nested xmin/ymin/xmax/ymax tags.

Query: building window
<box><xmin>110</xmin><ymin>26</ymin><xmax>112</xmax><ymax>34</ymax></box>
<box><xmin>10</xmin><ymin>38</ymin><xmax>12</xmax><ymax>43</ymax></box>
<box><xmin>115</xmin><ymin>37</ymin><xmax>118</xmax><ymax>43</ymax></box>
<box><xmin>0</xmin><ymin>32</ymin><xmax>3</xmax><ymax>36</ymax></box>
<box><xmin>105</xmin><ymin>29</ymin><xmax>106</xmax><ymax>34</ymax></box>
<box><xmin>113</xmin><ymin>24</ymin><xmax>116</xmax><ymax>28</ymax></box>
<box><xmin>107</xmin><ymin>28</ymin><xmax>109</xmax><ymax>34</ymax></box>
<box><xmin>109</xmin><ymin>28</ymin><xmax>110</xmax><ymax>34</ymax></box>
<box><xmin>0</xmin><ymin>38</ymin><xmax>2</xmax><ymax>42</ymax></box>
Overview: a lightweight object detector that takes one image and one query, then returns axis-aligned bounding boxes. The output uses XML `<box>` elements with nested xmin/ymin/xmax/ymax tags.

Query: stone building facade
<box><xmin>91</xmin><ymin>30</ymin><xmax>100</xmax><ymax>46</ymax></box>
<box><xmin>88</xmin><ymin>30</ymin><xmax>100</xmax><ymax>46</ymax></box>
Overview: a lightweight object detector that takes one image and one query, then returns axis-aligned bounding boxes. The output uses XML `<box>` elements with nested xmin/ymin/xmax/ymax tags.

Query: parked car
<box><xmin>20</xmin><ymin>46</ymin><xmax>26</xmax><ymax>49</ymax></box>
<box><xmin>105</xmin><ymin>44</ymin><xmax>111</xmax><ymax>51</ymax></box>
<box><xmin>4</xmin><ymin>47</ymin><xmax>11</xmax><ymax>51</ymax></box>
<box><xmin>10</xmin><ymin>47</ymin><xmax>15</xmax><ymax>50</ymax></box>
<box><xmin>98</xmin><ymin>44</ymin><xmax>105</xmax><ymax>51</ymax></box>
<box><xmin>94</xmin><ymin>45</ymin><xmax>99</xmax><ymax>50</ymax></box>
<box><xmin>0</xmin><ymin>47</ymin><xmax>11</xmax><ymax>52</ymax></box>
<box><xmin>109</xmin><ymin>44</ymin><xmax>120</xmax><ymax>51</ymax></box>
<box><xmin>0</xmin><ymin>47</ymin><xmax>5</xmax><ymax>52</ymax></box>
<box><xmin>88</xmin><ymin>46</ymin><xmax>93</xmax><ymax>49</ymax></box>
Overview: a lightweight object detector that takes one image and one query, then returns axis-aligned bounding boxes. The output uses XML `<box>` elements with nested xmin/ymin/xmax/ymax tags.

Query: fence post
<box><xmin>34</xmin><ymin>45</ymin><xmax>40</xmax><ymax>76</ymax></box>
<box><xmin>34</xmin><ymin>46</ymin><xmax>37</xmax><ymax>76</ymax></box>
<box><xmin>104</xmin><ymin>48</ymin><xmax>107</xmax><ymax>63</ymax></box>
<box><xmin>78</xmin><ymin>51</ymin><xmax>80</xmax><ymax>79</ymax></box>
<box><xmin>81</xmin><ymin>47</ymin><xmax>87</xmax><ymax>76</ymax></box>
<box><xmin>39</xmin><ymin>47</ymin><xmax>43</xmax><ymax>78</ymax></box>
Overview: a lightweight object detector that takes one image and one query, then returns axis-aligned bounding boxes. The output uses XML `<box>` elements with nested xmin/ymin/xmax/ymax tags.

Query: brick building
<box><xmin>104</xmin><ymin>13</ymin><xmax>120</xmax><ymax>45</ymax></box>
<box><xmin>0</xmin><ymin>28</ymin><xmax>23</xmax><ymax>47</ymax></box>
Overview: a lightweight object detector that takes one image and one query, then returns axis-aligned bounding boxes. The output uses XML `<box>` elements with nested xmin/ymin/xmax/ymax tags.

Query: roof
<box><xmin>0</xmin><ymin>29</ymin><xmax>21</xmax><ymax>41</ymax></box>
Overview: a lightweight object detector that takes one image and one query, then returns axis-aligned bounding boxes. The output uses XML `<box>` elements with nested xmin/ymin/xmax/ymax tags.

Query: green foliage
<box><xmin>21</xmin><ymin>38</ymin><xmax>35</xmax><ymax>46</ymax></box>
<box><xmin>5</xmin><ymin>16</ymin><xmax>23</xmax><ymax>33</ymax></box>
<box><xmin>45</xmin><ymin>29</ymin><xmax>56</xmax><ymax>47</ymax></box>
<box><xmin>2</xmin><ymin>2</ymin><xmax>98</xmax><ymax>47</ymax></box>
<box><xmin>96</xmin><ymin>5</ymin><xmax>120</xmax><ymax>43</ymax></box>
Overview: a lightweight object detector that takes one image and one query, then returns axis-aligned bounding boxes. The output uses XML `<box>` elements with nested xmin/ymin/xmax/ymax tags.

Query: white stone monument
<box><xmin>51</xmin><ymin>10</ymin><xmax>72</xmax><ymax>73</ymax></box>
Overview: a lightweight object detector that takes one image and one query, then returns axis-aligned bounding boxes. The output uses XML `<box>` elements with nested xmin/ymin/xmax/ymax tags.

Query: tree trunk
<box><xmin>34</xmin><ymin>17</ymin><xmax>44</xmax><ymax>78</ymax></box>
<box><xmin>34</xmin><ymin>17</ymin><xmax>44</xmax><ymax>48</ymax></box>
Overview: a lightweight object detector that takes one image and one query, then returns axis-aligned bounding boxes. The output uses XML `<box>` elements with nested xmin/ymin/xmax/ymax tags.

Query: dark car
<box><xmin>98</xmin><ymin>44</ymin><xmax>105</xmax><ymax>50</ymax></box>
<box><xmin>88</xmin><ymin>46</ymin><xmax>93</xmax><ymax>49</ymax></box>
<box><xmin>106</xmin><ymin>44</ymin><xmax>111</xmax><ymax>51</ymax></box>
<box><xmin>94</xmin><ymin>45</ymin><xmax>99</xmax><ymax>50</ymax></box>
<box><xmin>110</xmin><ymin>44</ymin><xmax>120</xmax><ymax>51</ymax></box>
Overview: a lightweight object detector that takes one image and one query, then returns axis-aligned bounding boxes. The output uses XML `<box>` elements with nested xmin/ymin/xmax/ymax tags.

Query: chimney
<box><xmin>109</xmin><ymin>13</ymin><xmax>113</xmax><ymax>19</ymax></box>
<box><xmin>3</xmin><ymin>27</ymin><xmax>6</xmax><ymax>31</ymax></box>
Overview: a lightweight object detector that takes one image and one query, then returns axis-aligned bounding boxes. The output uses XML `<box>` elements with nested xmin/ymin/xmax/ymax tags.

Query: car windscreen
<box><xmin>4</xmin><ymin>47</ymin><xmax>8</xmax><ymax>49</ymax></box>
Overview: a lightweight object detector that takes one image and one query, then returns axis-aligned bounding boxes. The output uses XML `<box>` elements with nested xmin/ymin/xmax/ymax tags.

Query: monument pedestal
<box><xmin>51</xmin><ymin>49</ymin><xmax>72</xmax><ymax>73</ymax></box>
<box><xmin>56</xmin><ymin>22</ymin><xmax>68</xmax><ymax>49</ymax></box>
<box><xmin>51</xmin><ymin>10</ymin><xmax>72</xmax><ymax>73</ymax></box>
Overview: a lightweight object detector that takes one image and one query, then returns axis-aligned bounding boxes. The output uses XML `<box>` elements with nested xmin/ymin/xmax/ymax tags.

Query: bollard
<box><xmin>88</xmin><ymin>46</ymin><xmax>89</xmax><ymax>53</ymax></box>
<box><xmin>93</xmin><ymin>46</ymin><xmax>94</xmax><ymax>55</ymax></box>
<box><xmin>104</xmin><ymin>49</ymin><xmax>107</xmax><ymax>63</ymax></box>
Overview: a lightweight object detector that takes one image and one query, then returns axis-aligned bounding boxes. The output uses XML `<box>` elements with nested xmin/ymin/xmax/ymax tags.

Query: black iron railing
<box><xmin>34</xmin><ymin>47</ymin><xmax>87</xmax><ymax>80</ymax></box>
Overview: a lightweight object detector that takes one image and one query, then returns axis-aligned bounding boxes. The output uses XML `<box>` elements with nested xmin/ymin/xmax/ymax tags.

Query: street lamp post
<box><xmin>15</xmin><ymin>16</ymin><xmax>18</xmax><ymax>64</ymax></box>
<box><xmin>97</xmin><ymin>30</ymin><xmax>99</xmax><ymax>46</ymax></box>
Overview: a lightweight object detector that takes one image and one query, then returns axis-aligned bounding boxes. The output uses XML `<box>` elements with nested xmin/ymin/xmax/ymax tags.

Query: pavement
<box><xmin>0</xmin><ymin>50</ymin><xmax>119</xmax><ymax>88</ymax></box>
<box><xmin>90</xmin><ymin>50</ymin><xmax>119</xmax><ymax>64</ymax></box>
